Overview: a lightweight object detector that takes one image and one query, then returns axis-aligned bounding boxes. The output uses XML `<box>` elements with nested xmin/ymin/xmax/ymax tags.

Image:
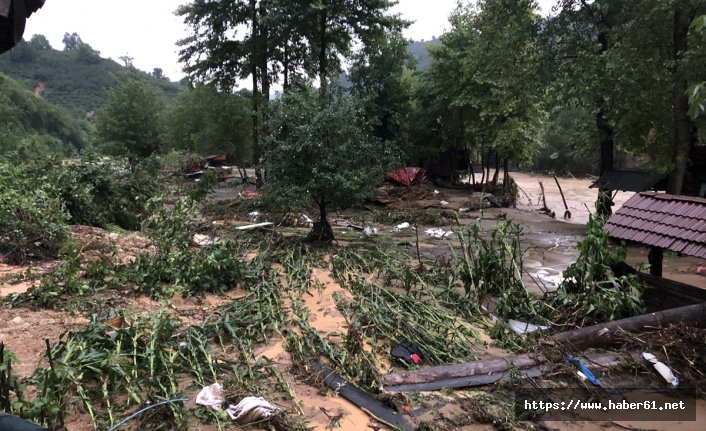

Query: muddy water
<box><xmin>510</xmin><ymin>172</ymin><xmax>634</xmax><ymax>225</ymax></box>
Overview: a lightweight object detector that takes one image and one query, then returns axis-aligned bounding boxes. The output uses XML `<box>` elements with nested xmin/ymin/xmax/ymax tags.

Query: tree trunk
<box><xmin>283</xmin><ymin>43</ymin><xmax>290</xmax><ymax>91</ymax></box>
<box><xmin>382</xmin><ymin>354</ymin><xmax>543</xmax><ymax>387</ymax></box>
<box><xmin>551</xmin><ymin>302</ymin><xmax>706</xmax><ymax>350</ymax></box>
<box><xmin>595</xmin><ymin>11</ymin><xmax>615</xmax><ymax>217</ymax></box>
<box><xmin>503</xmin><ymin>157</ymin><xmax>509</xmax><ymax>189</ymax></box>
<box><xmin>318</xmin><ymin>9</ymin><xmax>328</xmax><ymax>94</ymax></box>
<box><xmin>491</xmin><ymin>152</ymin><xmax>500</xmax><ymax>186</ymax></box>
<box><xmin>250</xmin><ymin>0</ymin><xmax>262</xmax><ymax>188</ymax></box>
<box><xmin>648</xmin><ymin>246</ymin><xmax>663</xmax><ymax>277</ymax></box>
<box><xmin>667</xmin><ymin>5</ymin><xmax>695</xmax><ymax>195</ymax></box>
<box><xmin>308</xmin><ymin>200</ymin><xmax>334</xmax><ymax>242</ymax></box>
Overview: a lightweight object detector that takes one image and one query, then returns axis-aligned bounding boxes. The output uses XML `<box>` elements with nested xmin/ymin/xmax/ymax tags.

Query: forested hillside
<box><xmin>0</xmin><ymin>33</ymin><xmax>182</xmax><ymax>118</ymax></box>
<box><xmin>0</xmin><ymin>71</ymin><xmax>93</xmax><ymax>154</ymax></box>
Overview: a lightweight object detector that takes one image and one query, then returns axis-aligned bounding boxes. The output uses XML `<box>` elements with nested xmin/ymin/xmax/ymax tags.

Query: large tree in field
<box><xmin>178</xmin><ymin>1</ymin><xmax>279</xmax><ymax>186</ymax></box>
<box><xmin>177</xmin><ymin>0</ymin><xmax>404</xmax><ymax>186</ymax></box>
<box><xmin>295</xmin><ymin>0</ymin><xmax>405</xmax><ymax>92</ymax></box>
<box><xmin>96</xmin><ymin>80</ymin><xmax>164</xmax><ymax>164</ymax></box>
<box><xmin>263</xmin><ymin>86</ymin><xmax>385</xmax><ymax>242</ymax></box>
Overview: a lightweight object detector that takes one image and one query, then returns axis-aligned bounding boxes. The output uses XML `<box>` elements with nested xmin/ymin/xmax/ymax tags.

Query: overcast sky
<box><xmin>24</xmin><ymin>0</ymin><xmax>557</xmax><ymax>82</ymax></box>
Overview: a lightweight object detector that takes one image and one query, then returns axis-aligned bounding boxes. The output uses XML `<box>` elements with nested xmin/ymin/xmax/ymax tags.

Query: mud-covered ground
<box><xmin>0</xmin><ymin>172</ymin><xmax>704</xmax><ymax>431</ymax></box>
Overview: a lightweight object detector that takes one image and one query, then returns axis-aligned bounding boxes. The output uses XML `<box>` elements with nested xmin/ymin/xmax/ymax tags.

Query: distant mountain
<box><xmin>408</xmin><ymin>37</ymin><xmax>440</xmax><ymax>71</ymax></box>
<box><xmin>0</xmin><ymin>37</ymin><xmax>182</xmax><ymax>118</ymax></box>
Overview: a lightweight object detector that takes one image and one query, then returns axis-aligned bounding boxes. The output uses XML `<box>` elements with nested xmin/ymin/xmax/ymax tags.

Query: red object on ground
<box><xmin>410</xmin><ymin>353</ymin><xmax>422</xmax><ymax>364</ymax></box>
<box><xmin>242</xmin><ymin>190</ymin><xmax>260</xmax><ymax>198</ymax></box>
<box><xmin>385</xmin><ymin>167</ymin><xmax>426</xmax><ymax>187</ymax></box>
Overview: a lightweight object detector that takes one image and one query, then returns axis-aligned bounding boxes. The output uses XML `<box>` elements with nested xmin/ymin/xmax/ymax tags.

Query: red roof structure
<box><xmin>605</xmin><ymin>192</ymin><xmax>706</xmax><ymax>259</ymax></box>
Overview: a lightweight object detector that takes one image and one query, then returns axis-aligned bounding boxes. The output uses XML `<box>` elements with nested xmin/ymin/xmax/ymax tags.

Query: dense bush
<box><xmin>130</xmin><ymin>196</ymin><xmax>247</xmax><ymax>297</ymax></box>
<box><xmin>0</xmin><ymin>153</ymin><xmax>162</xmax><ymax>263</ymax></box>
<box><xmin>0</xmin><ymin>164</ymin><xmax>69</xmax><ymax>264</ymax></box>
<box><xmin>53</xmin><ymin>155</ymin><xmax>161</xmax><ymax>230</ymax></box>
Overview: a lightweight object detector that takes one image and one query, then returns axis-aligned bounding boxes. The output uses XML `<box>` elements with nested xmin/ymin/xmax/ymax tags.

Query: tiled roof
<box><xmin>605</xmin><ymin>192</ymin><xmax>706</xmax><ymax>259</ymax></box>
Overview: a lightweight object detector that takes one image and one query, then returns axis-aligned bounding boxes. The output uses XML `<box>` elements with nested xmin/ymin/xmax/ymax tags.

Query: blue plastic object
<box><xmin>567</xmin><ymin>356</ymin><xmax>602</xmax><ymax>387</ymax></box>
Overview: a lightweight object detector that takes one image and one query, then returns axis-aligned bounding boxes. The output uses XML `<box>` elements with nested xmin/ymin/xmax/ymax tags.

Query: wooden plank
<box><xmin>381</xmin><ymin>354</ymin><xmax>544</xmax><ymax>387</ymax></box>
<box><xmin>551</xmin><ymin>302</ymin><xmax>706</xmax><ymax>350</ymax></box>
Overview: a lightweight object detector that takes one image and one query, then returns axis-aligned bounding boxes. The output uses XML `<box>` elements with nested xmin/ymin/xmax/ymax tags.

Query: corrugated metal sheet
<box><xmin>605</xmin><ymin>192</ymin><xmax>706</xmax><ymax>259</ymax></box>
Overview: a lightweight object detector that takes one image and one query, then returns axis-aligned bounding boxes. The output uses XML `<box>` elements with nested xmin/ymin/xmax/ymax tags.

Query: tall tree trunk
<box><xmin>250</xmin><ymin>0</ymin><xmax>262</xmax><ymax>188</ymax></box>
<box><xmin>668</xmin><ymin>5</ymin><xmax>695</xmax><ymax>195</ymax></box>
<box><xmin>503</xmin><ymin>157</ymin><xmax>509</xmax><ymax>190</ymax></box>
<box><xmin>308</xmin><ymin>199</ymin><xmax>334</xmax><ymax>242</ymax></box>
<box><xmin>318</xmin><ymin>9</ymin><xmax>328</xmax><ymax>94</ymax></box>
<box><xmin>283</xmin><ymin>43</ymin><xmax>290</xmax><ymax>91</ymax></box>
<box><xmin>491</xmin><ymin>152</ymin><xmax>500</xmax><ymax>186</ymax></box>
<box><xmin>595</xmin><ymin>19</ymin><xmax>615</xmax><ymax>217</ymax></box>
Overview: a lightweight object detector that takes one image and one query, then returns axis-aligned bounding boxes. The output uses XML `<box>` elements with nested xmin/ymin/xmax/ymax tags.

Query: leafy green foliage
<box><xmin>0</xmin><ymin>163</ymin><xmax>69</xmax><ymax>264</ymax></box>
<box><xmin>263</xmin><ymin>86</ymin><xmax>387</xmax><ymax>239</ymax></box>
<box><xmin>53</xmin><ymin>155</ymin><xmax>161</xmax><ymax>229</ymax></box>
<box><xmin>349</xmin><ymin>29</ymin><xmax>415</xmax><ymax>151</ymax></box>
<box><xmin>0</xmin><ymin>72</ymin><xmax>93</xmax><ymax>154</ymax></box>
<box><xmin>96</xmin><ymin>80</ymin><xmax>165</xmax><ymax>163</ymax></box>
<box><xmin>549</xmin><ymin>215</ymin><xmax>645</xmax><ymax>325</ymax></box>
<box><xmin>415</xmin><ymin>0</ymin><xmax>544</xmax><ymax>176</ymax></box>
<box><xmin>162</xmin><ymin>84</ymin><xmax>252</xmax><ymax>164</ymax></box>
<box><xmin>130</xmin><ymin>196</ymin><xmax>248</xmax><ymax>297</ymax></box>
<box><xmin>534</xmin><ymin>107</ymin><xmax>598</xmax><ymax>175</ymax></box>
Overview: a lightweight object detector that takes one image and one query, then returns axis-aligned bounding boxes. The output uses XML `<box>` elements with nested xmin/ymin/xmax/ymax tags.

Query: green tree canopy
<box><xmin>162</xmin><ymin>83</ymin><xmax>252</xmax><ymax>165</ymax></box>
<box><xmin>96</xmin><ymin>80</ymin><xmax>164</xmax><ymax>163</ymax></box>
<box><xmin>263</xmin><ymin>86</ymin><xmax>386</xmax><ymax>241</ymax></box>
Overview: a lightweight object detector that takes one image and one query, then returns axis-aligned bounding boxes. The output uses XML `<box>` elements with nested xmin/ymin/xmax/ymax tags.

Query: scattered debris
<box><xmin>235</xmin><ymin>222</ymin><xmax>274</xmax><ymax>231</ymax></box>
<box><xmin>363</xmin><ymin>226</ymin><xmax>378</xmax><ymax>236</ymax></box>
<box><xmin>193</xmin><ymin>234</ymin><xmax>217</xmax><ymax>247</ymax></box>
<box><xmin>186</xmin><ymin>154</ymin><xmax>230</xmax><ymax>179</ymax></box>
<box><xmin>196</xmin><ymin>383</ymin><xmax>225</xmax><ymax>410</ymax></box>
<box><xmin>567</xmin><ymin>356</ymin><xmax>602</xmax><ymax>387</ymax></box>
<box><xmin>507</xmin><ymin>319</ymin><xmax>550</xmax><ymax>335</ymax></box>
<box><xmin>310</xmin><ymin>361</ymin><xmax>415</xmax><ymax>431</ymax></box>
<box><xmin>385</xmin><ymin>167</ymin><xmax>426</xmax><ymax>187</ymax></box>
<box><xmin>642</xmin><ymin>352</ymin><xmax>680</xmax><ymax>388</ymax></box>
<box><xmin>391</xmin><ymin>342</ymin><xmax>424</xmax><ymax>365</ymax></box>
<box><xmin>299</xmin><ymin>213</ymin><xmax>314</xmax><ymax>227</ymax></box>
<box><xmin>240</xmin><ymin>190</ymin><xmax>260</xmax><ymax>198</ymax></box>
<box><xmin>425</xmin><ymin>228</ymin><xmax>453</xmax><ymax>239</ymax></box>
<box><xmin>226</xmin><ymin>396</ymin><xmax>280</xmax><ymax>422</ymax></box>
<box><xmin>248</xmin><ymin>211</ymin><xmax>260</xmax><ymax>222</ymax></box>
<box><xmin>440</xmin><ymin>200</ymin><xmax>449</xmax><ymax>206</ymax></box>
<box><xmin>551</xmin><ymin>302</ymin><xmax>706</xmax><ymax>350</ymax></box>
<box><xmin>393</xmin><ymin>222</ymin><xmax>413</xmax><ymax>231</ymax></box>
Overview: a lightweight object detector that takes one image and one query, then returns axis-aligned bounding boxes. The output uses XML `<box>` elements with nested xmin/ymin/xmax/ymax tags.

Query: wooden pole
<box><xmin>381</xmin><ymin>354</ymin><xmax>543</xmax><ymax>387</ymax></box>
<box><xmin>551</xmin><ymin>302</ymin><xmax>706</xmax><ymax>350</ymax></box>
<box><xmin>553</xmin><ymin>174</ymin><xmax>571</xmax><ymax>219</ymax></box>
<box><xmin>648</xmin><ymin>247</ymin><xmax>663</xmax><ymax>277</ymax></box>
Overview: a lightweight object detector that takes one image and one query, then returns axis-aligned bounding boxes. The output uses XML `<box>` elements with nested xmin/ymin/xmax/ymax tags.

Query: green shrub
<box><xmin>0</xmin><ymin>166</ymin><xmax>69</xmax><ymax>264</ymax></box>
<box><xmin>130</xmin><ymin>195</ymin><xmax>247</xmax><ymax>297</ymax></box>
